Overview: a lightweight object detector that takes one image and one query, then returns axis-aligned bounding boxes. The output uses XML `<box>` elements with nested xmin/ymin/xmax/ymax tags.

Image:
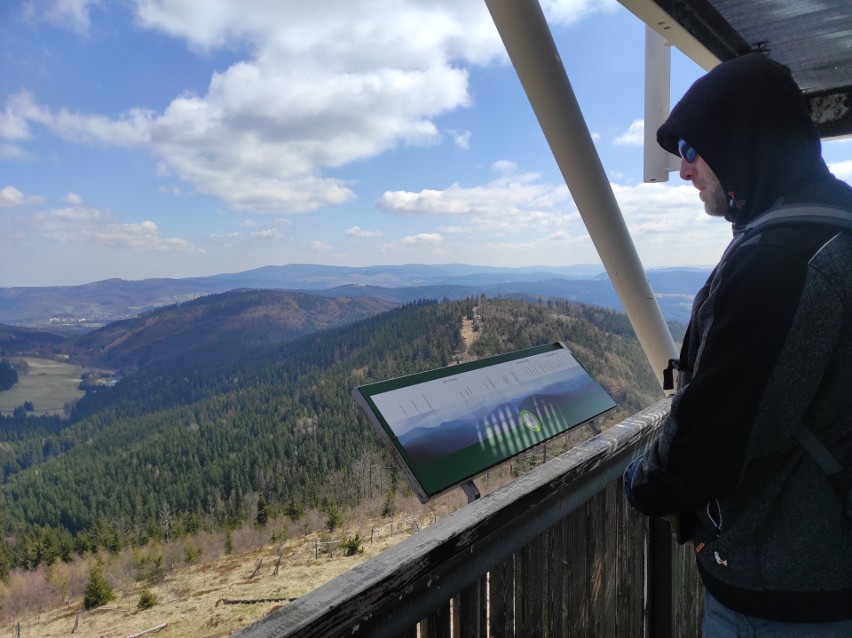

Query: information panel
<box><xmin>353</xmin><ymin>342</ymin><xmax>615</xmax><ymax>502</ymax></box>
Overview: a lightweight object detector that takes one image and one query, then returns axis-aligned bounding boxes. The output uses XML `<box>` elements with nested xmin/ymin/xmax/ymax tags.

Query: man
<box><xmin>623</xmin><ymin>51</ymin><xmax>852</xmax><ymax>635</ymax></box>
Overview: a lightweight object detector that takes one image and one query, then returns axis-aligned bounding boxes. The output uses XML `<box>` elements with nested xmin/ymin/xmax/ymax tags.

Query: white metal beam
<box><xmin>618</xmin><ymin>0</ymin><xmax>721</xmax><ymax>72</ymax></box>
<box><xmin>644</xmin><ymin>26</ymin><xmax>680</xmax><ymax>183</ymax></box>
<box><xmin>483</xmin><ymin>0</ymin><xmax>678</xmax><ymax>390</ymax></box>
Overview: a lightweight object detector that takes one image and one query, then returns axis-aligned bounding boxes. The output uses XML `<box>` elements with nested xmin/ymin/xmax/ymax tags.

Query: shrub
<box><xmin>184</xmin><ymin>545</ymin><xmax>203</xmax><ymax>564</ymax></box>
<box><xmin>381</xmin><ymin>493</ymin><xmax>397</xmax><ymax>518</ymax></box>
<box><xmin>134</xmin><ymin>552</ymin><xmax>166</xmax><ymax>585</ymax></box>
<box><xmin>341</xmin><ymin>534</ymin><xmax>363</xmax><ymax>557</ymax></box>
<box><xmin>137</xmin><ymin>588</ymin><xmax>157</xmax><ymax>610</ymax></box>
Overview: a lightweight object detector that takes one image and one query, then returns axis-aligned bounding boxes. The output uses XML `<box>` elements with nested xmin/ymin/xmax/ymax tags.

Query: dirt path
<box><xmin>458</xmin><ymin>306</ymin><xmax>480</xmax><ymax>362</ymax></box>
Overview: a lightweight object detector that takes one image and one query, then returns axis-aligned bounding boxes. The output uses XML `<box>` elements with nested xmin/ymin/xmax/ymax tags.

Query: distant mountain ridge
<box><xmin>0</xmin><ymin>263</ymin><xmax>710</xmax><ymax>327</ymax></box>
<box><xmin>66</xmin><ymin>289</ymin><xmax>398</xmax><ymax>372</ymax></box>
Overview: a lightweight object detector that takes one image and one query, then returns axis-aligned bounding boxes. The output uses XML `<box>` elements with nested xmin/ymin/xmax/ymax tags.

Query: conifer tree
<box><xmin>83</xmin><ymin>564</ymin><xmax>115</xmax><ymax>610</ymax></box>
<box><xmin>256</xmin><ymin>495</ymin><xmax>270</xmax><ymax>526</ymax></box>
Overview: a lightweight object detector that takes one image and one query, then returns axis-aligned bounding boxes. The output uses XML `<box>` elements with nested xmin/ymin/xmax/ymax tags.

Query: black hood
<box><xmin>657</xmin><ymin>52</ymin><xmax>829</xmax><ymax>226</ymax></box>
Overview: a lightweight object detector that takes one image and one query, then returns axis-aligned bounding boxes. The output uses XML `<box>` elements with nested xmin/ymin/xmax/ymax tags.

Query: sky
<box><xmin>1</xmin><ymin>0</ymin><xmax>850</xmax><ymax>288</ymax></box>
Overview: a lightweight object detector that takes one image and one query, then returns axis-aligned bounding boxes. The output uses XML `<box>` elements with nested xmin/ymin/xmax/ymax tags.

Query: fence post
<box><xmin>648</xmin><ymin>517</ymin><xmax>674</xmax><ymax>638</ymax></box>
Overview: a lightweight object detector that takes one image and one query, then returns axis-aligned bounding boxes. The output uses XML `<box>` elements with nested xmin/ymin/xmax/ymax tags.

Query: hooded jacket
<box><xmin>625</xmin><ymin>52</ymin><xmax>852</xmax><ymax>622</ymax></box>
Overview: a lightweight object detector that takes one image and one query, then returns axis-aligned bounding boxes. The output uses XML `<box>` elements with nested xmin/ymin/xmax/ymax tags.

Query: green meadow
<box><xmin>0</xmin><ymin>357</ymin><xmax>86</xmax><ymax>417</ymax></box>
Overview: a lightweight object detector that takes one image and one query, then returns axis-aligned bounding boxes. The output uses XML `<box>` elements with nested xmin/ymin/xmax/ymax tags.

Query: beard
<box><xmin>702</xmin><ymin>168</ymin><xmax>728</xmax><ymax>218</ymax></box>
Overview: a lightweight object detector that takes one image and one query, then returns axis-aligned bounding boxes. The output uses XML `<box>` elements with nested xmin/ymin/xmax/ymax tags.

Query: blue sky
<box><xmin>2</xmin><ymin>0</ymin><xmax>850</xmax><ymax>287</ymax></box>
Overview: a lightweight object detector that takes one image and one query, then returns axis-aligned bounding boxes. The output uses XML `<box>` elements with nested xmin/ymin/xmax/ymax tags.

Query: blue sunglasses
<box><xmin>678</xmin><ymin>138</ymin><xmax>698</xmax><ymax>163</ymax></box>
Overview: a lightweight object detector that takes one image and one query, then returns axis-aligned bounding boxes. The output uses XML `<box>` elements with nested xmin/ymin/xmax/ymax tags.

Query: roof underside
<box><xmin>619</xmin><ymin>0</ymin><xmax>852</xmax><ymax>139</ymax></box>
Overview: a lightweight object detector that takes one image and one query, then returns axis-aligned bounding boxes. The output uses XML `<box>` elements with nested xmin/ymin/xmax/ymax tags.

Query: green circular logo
<box><xmin>519</xmin><ymin>409</ymin><xmax>541</xmax><ymax>432</ymax></box>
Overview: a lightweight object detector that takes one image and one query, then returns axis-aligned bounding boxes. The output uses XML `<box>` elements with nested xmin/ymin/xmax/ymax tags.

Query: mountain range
<box><xmin>0</xmin><ymin>263</ymin><xmax>709</xmax><ymax>327</ymax></box>
<box><xmin>0</xmin><ymin>291</ymin><xmax>664</xmax><ymax>572</ymax></box>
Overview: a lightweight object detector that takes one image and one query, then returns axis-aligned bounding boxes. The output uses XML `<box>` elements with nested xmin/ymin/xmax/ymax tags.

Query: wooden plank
<box><xmin>125</xmin><ymin>624</ymin><xmax>167</xmax><ymax>638</ymax></box>
<box><xmin>673</xmin><ymin>542</ymin><xmax>703</xmax><ymax>636</ymax></box>
<box><xmin>587</xmin><ymin>492</ymin><xmax>605</xmax><ymax>637</ymax></box>
<box><xmin>515</xmin><ymin>544</ymin><xmax>527</xmax><ymax>636</ymax></box>
<box><xmin>616</xmin><ymin>472</ymin><xmax>648</xmax><ymax>637</ymax></box>
<box><xmin>489</xmin><ymin>555</ymin><xmax>515</xmax><ymax>636</ymax></box>
<box><xmin>518</xmin><ymin>532</ymin><xmax>547</xmax><ymax>635</ymax></box>
<box><xmin>599</xmin><ymin>482</ymin><xmax>619</xmax><ymax>637</ymax></box>
<box><xmin>547</xmin><ymin>518</ymin><xmax>569</xmax><ymax>637</ymax></box>
<box><xmin>566</xmin><ymin>501</ymin><xmax>589</xmax><ymax>636</ymax></box>
<box><xmin>420</xmin><ymin>602</ymin><xmax>451</xmax><ymax>638</ymax></box>
<box><xmin>458</xmin><ymin>578</ymin><xmax>486</xmax><ymax>637</ymax></box>
<box><xmin>221</xmin><ymin>597</ymin><xmax>292</xmax><ymax>605</ymax></box>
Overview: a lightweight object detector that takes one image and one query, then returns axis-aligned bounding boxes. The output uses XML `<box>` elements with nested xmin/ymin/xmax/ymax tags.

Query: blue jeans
<box><xmin>702</xmin><ymin>592</ymin><xmax>852</xmax><ymax>637</ymax></box>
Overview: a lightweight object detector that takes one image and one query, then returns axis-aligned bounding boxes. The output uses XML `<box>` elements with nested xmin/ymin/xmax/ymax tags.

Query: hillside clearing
<box><xmin>0</xmin><ymin>357</ymin><xmax>85</xmax><ymax>417</ymax></box>
<box><xmin>2</xmin><ymin>515</ymin><xmax>438</xmax><ymax>638</ymax></box>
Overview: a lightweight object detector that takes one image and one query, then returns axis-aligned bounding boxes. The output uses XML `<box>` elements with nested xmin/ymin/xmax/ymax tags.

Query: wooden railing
<box><xmin>234</xmin><ymin>398</ymin><xmax>703</xmax><ymax>637</ymax></box>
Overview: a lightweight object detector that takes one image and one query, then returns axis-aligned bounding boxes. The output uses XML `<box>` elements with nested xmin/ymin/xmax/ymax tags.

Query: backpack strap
<box><xmin>740</xmin><ymin>204</ymin><xmax>852</xmax><ymax>237</ymax></box>
<box><xmin>794</xmin><ymin>426</ymin><xmax>852</xmax><ymax>521</ymax></box>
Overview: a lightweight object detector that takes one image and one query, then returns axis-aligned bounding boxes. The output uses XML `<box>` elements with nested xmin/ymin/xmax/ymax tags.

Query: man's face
<box><xmin>680</xmin><ymin>155</ymin><xmax>727</xmax><ymax>218</ymax></box>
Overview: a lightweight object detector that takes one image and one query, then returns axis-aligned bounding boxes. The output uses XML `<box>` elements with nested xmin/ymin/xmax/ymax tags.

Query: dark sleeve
<box><xmin>626</xmin><ymin>242</ymin><xmax>808</xmax><ymax>514</ymax></box>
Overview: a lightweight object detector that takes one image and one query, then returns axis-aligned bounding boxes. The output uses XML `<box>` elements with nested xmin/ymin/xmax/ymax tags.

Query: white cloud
<box><xmin>491</xmin><ymin>159</ymin><xmax>517</xmax><ymax>175</ymax></box>
<box><xmin>0</xmin><ymin>93</ymin><xmax>35</xmax><ymax>141</ymax></box>
<box><xmin>3</xmin><ymin>90</ymin><xmax>154</xmax><ymax>147</ymax></box>
<box><xmin>133</xmin><ymin>1</ymin><xmax>504</xmax><ymax>64</ymax></box>
<box><xmin>377</xmin><ymin>162</ymin><xmax>574</xmax><ymax>237</ymax></box>
<box><xmin>63</xmin><ymin>192</ymin><xmax>84</xmax><ymax>205</ymax></box>
<box><xmin>614</xmin><ymin>118</ymin><xmax>644</xmax><ymax>146</ymax></box>
<box><xmin>0</xmin><ymin>144</ymin><xmax>32</xmax><ymax>161</ymax></box>
<box><xmin>309</xmin><ymin>240</ymin><xmax>332</xmax><ymax>251</ymax></box>
<box><xmin>22</xmin><ymin>0</ymin><xmax>96</xmax><ymax>33</ymax></box>
<box><xmin>345</xmin><ymin>226</ymin><xmax>382</xmax><ymax>238</ymax></box>
<box><xmin>123</xmin><ymin>0</ymin><xmax>503</xmax><ymax>213</ymax></box>
<box><xmin>380</xmin><ymin>232</ymin><xmax>446</xmax><ymax>256</ymax></box>
<box><xmin>542</xmin><ymin>0</ymin><xmax>619</xmax><ymax>25</ymax></box>
<box><xmin>26</xmin><ymin>205</ymin><xmax>194</xmax><ymax>252</ymax></box>
<box><xmin>402</xmin><ymin>232</ymin><xmax>443</xmax><ymax>245</ymax></box>
<box><xmin>6</xmin><ymin>2</ymin><xmax>493</xmax><ymax>214</ymax></box>
<box><xmin>5</xmin><ymin>1</ymin><xmax>620</xmax><ymax>219</ymax></box>
<box><xmin>372</xmin><ymin>163</ymin><xmax>731</xmax><ymax>267</ymax></box>
<box><xmin>0</xmin><ymin>186</ymin><xmax>25</xmax><ymax>208</ymax></box>
<box><xmin>250</xmin><ymin>228</ymin><xmax>286</xmax><ymax>240</ymax></box>
<box><xmin>0</xmin><ymin>185</ymin><xmax>45</xmax><ymax>208</ymax></box>
<box><xmin>448</xmin><ymin>129</ymin><xmax>471</xmax><ymax>150</ymax></box>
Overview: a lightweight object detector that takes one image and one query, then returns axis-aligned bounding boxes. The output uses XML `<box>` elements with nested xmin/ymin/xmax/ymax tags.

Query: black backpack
<box><xmin>665</xmin><ymin>204</ymin><xmax>852</xmax><ymax>519</ymax></box>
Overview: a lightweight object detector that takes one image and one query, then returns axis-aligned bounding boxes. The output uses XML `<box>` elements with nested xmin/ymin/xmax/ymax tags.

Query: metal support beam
<box><xmin>644</xmin><ymin>27</ymin><xmax>680</xmax><ymax>183</ymax></box>
<box><xmin>484</xmin><ymin>0</ymin><xmax>679</xmax><ymax>390</ymax></box>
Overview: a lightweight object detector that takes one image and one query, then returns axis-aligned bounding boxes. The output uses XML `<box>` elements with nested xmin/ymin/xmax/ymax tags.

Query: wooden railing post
<box><xmin>648</xmin><ymin>517</ymin><xmax>674</xmax><ymax>638</ymax></box>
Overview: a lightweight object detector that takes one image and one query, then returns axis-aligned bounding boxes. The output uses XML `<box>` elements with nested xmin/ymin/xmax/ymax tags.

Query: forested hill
<box><xmin>66</xmin><ymin>288</ymin><xmax>398</xmax><ymax>372</ymax></box>
<box><xmin>0</xmin><ymin>296</ymin><xmax>666</xmax><ymax>574</ymax></box>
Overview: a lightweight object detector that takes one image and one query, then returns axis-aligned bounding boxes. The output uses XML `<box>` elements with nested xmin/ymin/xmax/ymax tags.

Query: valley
<box><xmin>0</xmin><ymin>288</ymin><xmax>674</xmax><ymax>635</ymax></box>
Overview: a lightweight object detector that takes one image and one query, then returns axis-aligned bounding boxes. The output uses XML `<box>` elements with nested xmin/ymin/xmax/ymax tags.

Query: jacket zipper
<box><xmin>695</xmin><ymin>498</ymin><xmax>723</xmax><ymax>554</ymax></box>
